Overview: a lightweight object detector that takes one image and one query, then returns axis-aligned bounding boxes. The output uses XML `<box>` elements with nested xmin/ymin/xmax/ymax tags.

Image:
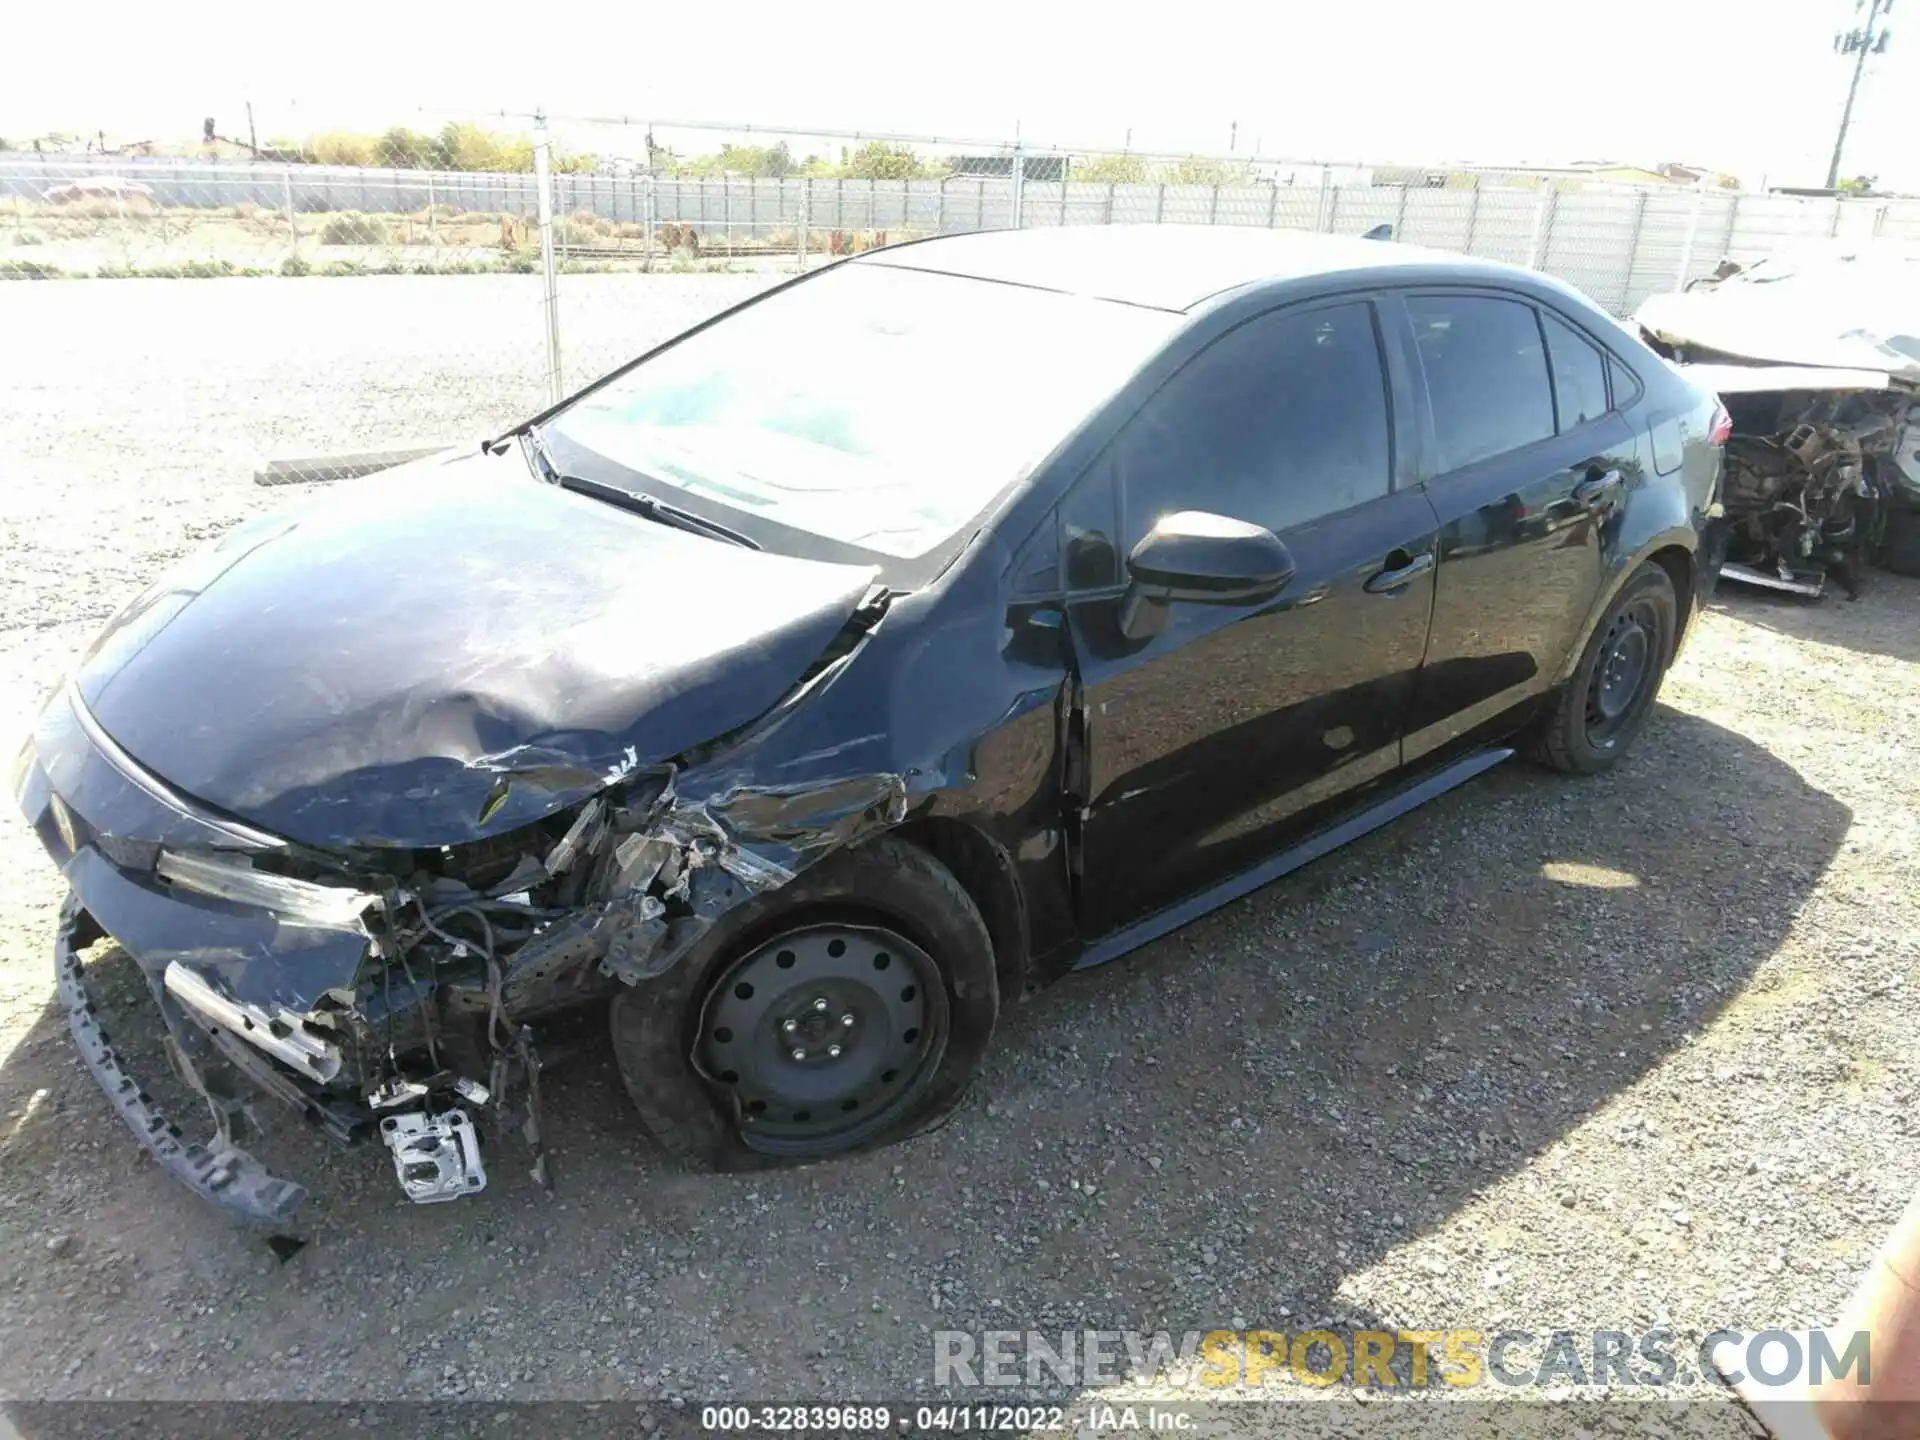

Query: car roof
<box><xmin>853</xmin><ymin>223</ymin><xmax>1522</xmax><ymax>312</ymax></box>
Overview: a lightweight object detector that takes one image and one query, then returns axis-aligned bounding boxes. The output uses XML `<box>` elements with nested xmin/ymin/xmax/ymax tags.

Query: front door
<box><xmin>1062</xmin><ymin>297</ymin><xmax>1439</xmax><ymax>939</ymax></box>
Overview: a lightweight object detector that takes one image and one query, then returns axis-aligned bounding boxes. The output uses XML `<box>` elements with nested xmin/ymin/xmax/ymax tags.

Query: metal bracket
<box><xmin>379</xmin><ymin>1109</ymin><xmax>486</xmax><ymax>1203</ymax></box>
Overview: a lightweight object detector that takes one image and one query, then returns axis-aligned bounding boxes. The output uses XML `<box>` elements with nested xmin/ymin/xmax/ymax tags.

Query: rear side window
<box><xmin>1110</xmin><ymin>301</ymin><xmax>1392</xmax><ymax>546</ymax></box>
<box><xmin>1407</xmin><ymin>295</ymin><xmax>1555</xmax><ymax>472</ymax></box>
<box><xmin>1541</xmin><ymin>312</ymin><xmax>1610</xmax><ymax>430</ymax></box>
<box><xmin>1608</xmin><ymin>355</ymin><xmax>1641</xmax><ymax>408</ymax></box>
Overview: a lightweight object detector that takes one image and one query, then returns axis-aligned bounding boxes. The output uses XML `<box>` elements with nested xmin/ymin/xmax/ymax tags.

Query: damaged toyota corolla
<box><xmin>14</xmin><ymin>226</ymin><xmax>1726</xmax><ymax>1224</ymax></box>
<box><xmin>1636</xmin><ymin>242</ymin><xmax>1920</xmax><ymax>596</ymax></box>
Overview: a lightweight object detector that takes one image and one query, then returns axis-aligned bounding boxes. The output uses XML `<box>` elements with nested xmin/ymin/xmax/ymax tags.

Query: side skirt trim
<box><xmin>1071</xmin><ymin>746</ymin><xmax>1514</xmax><ymax>971</ymax></box>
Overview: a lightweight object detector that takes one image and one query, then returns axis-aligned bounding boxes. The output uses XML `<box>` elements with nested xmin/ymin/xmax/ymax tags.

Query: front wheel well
<box><xmin>890</xmin><ymin>817</ymin><xmax>1029</xmax><ymax>1007</ymax></box>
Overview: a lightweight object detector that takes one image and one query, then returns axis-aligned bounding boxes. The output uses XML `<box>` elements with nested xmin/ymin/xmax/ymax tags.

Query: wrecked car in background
<box><xmin>15</xmin><ymin>226</ymin><xmax>1725</xmax><ymax>1225</ymax></box>
<box><xmin>1637</xmin><ymin>242</ymin><xmax>1920</xmax><ymax>595</ymax></box>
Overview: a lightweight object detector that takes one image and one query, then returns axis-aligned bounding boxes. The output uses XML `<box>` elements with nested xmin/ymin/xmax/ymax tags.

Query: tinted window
<box><xmin>1060</xmin><ymin>471</ymin><xmax>1120</xmax><ymax>590</ymax></box>
<box><xmin>1608</xmin><ymin>354</ymin><xmax>1640</xmax><ymax>408</ymax></box>
<box><xmin>1111</xmin><ymin>302</ymin><xmax>1391</xmax><ymax>545</ymax></box>
<box><xmin>1542</xmin><ymin>312</ymin><xmax>1609</xmax><ymax>430</ymax></box>
<box><xmin>1407</xmin><ymin>295</ymin><xmax>1555</xmax><ymax>472</ymax></box>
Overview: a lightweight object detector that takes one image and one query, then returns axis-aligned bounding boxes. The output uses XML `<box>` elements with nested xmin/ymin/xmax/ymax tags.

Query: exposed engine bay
<box><xmin>1712</xmin><ymin>382</ymin><xmax>1917</xmax><ymax>598</ymax></box>
<box><xmin>1634</xmin><ymin>242</ymin><xmax>1920</xmax><ymax>597</ymax></box>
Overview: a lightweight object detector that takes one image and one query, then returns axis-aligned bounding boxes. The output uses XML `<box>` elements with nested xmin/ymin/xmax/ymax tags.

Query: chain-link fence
<box><xmin>7</xmin><ymin>114</ymin><xmax>1920</xmax><ymax>461</ymax></box>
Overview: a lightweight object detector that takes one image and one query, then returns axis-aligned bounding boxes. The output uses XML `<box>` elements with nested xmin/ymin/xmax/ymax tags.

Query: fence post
<box><xmin>533</xmin><ymin>113</ymin><xmax>563</xmax><ymax>406</ymax></box>
<box><xmin>1314</xmin><ymin>165</ymin><xmax>1331</xmax><ymax>231</ymax></box>
<box><xmin>1526</xmin><ymin>188</ymin><xmax>1555</xmax><ymax>269</ymax></box>
<box><xmin>1876</xmin><ymin>202</ymin><xmax>1888</xmax><ymax>237</ymax></box>
<box><xmin>1675</xmin><ymin>185</ymin><xmax>1705</xmax><ymax>289</ymax></box>
<box><xmin>1620</xmin><ymin>190</ymin><xmax>1650</xmax><ymax>314</ymax></box>
<box><xmin>1831</xmin><ymin>197</ymin><xmax>1844</xmax><ymax>238</ymax></box>
<box><xmin>427</xmin><ymin>170</ymin><xmax>436</xmax><ymax>245</ymax></box>
<box><xmin>1009</xmin><ymin>146</ymin><xmax>1025</xmax><ymax>229</ymax></box>
<box><xmin>1155</xmin><ymin>184</ymin><xmax>1166</xmax><ymax>224</ymax></box>
<box><xmin>1105</xmin><ymin>182</ymin><xmax>1116</xmax><ymax>225</ymax></box>
<box><xmin>938</xmin><ymin>177</ymin><xmax>948</xmax><ymax>233</ymax></box>
<box><xmin>797</xmin><ymin>180</ymin><xmax>809</xmax><ymax>271</ymax></box>
<box><xmin>643</xmin><ymin>174</ymin><xmax>656</xmax><ymax>270</ymax></box>
<box><xmin>1209</xmin><ymin>184</ymin><xmax>1220</xmax><ymax>224</ymax></box>
<box><xmin>1267</xmin><ymin>183</ymin><xmax>1280</xmax><ymax>228</ymax></box>
<box><xmin>1461</xmin><ymin>183</ymin><xmax>1480</xmax><ymax>253</ymax></box>
<box><xmin>282</xmin><ymin>165</ymin><xmax>297</xmax><ymax>253</ymax></box>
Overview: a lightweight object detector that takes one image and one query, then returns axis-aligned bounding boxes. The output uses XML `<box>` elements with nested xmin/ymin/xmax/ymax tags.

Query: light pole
<box><xmin>1828</xmin><ymin>0</ymin><xmax>1893</xmax><ymax>189</ymax></box>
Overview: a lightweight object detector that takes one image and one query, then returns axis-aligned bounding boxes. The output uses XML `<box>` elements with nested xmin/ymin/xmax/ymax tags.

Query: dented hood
<box><xmin>1636</xmin><ymin>243</ymin><xmax>1920</xmax><ymax>381</ymax></box>
<box><xmin>72</xmin><ymin>449</ymin><xmax>878</xmax><ymax>849</ymax></box>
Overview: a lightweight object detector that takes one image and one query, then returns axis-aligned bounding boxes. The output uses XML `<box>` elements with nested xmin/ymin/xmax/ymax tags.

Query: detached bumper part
<box><xmin>53</xmin><ymin>903</ymin><xmax>307</xmax><ymax>1226</ymax></box>
<box><xmin>380</xmin><ymin>1109</ymin><xmax>486</xmax><ymax>1203</ymax></box>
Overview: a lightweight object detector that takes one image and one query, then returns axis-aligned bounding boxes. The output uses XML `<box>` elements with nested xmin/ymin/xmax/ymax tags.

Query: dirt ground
<box><xmin>0</xmin><ymin>276</ymin><xmax>1916</xmax><ymax>1430</ymax></box>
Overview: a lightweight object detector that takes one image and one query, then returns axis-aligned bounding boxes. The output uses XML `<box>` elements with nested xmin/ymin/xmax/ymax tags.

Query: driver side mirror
<box><xmin>1118</xmin><ymin>510</ymin><xmax>1295</xmax><ymax>640</ymax></box>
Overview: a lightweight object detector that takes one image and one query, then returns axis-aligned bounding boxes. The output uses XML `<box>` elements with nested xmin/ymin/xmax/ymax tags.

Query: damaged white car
<box><xmin>1637</xmin><ymin>242</ymin><xmax>1920</xmax><ymax>595</ymax></box>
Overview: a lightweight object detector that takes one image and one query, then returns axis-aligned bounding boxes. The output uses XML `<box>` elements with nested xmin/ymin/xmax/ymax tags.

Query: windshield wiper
<box><xmin>521</xmin><ymin>425</ymin><xmax>560</xmax><ymax>484</ymax></box>
<box><xmin>521</xmin><ymin>424</ymin><xmax>758</xmax><ymax>550</ymax></box>
<box><xmin>558</xmin><ymin>472</ymin><xmax>760</xmax><ymax>550</ymax></box>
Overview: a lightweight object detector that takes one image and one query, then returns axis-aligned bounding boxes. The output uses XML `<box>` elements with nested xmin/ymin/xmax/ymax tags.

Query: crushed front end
<box><xmin>14</xmin><ymin>663</ymin><xmax>900</xmax><ymax>1226</ymax></box>
<box><xmin>1712</xmin><ymin>382</ymin><xmax>1917</xmax><ymax>598</ymax></box>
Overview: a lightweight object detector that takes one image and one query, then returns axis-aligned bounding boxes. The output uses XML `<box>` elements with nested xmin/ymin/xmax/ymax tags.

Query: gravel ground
<box><xmin>1</xmin><ymin>275</ymin><xmax>1917</xmax><ymax>1430</ymax></box>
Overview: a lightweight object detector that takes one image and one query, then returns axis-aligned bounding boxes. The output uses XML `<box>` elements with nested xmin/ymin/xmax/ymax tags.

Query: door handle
<box><xmin>1573</xmin><ymin>468</ymin><xmax>1624</xmax><ymax>508</ymax></box>
<box><xmin>1364</xmin><ymin>549</ymin><xmax>1435</xmax><ymax>594</ymax></box>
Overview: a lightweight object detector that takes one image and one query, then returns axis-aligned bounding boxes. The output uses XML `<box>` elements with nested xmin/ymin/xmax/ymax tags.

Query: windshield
<box><xmin>544</xmin><ymin>262</ymin><xmax>1179</xmax><ymax>560</ymax></box>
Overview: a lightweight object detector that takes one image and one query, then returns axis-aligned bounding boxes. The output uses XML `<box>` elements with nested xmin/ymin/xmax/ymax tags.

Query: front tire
<box><xmin>1529</xmin><ymin>561</ymin><xmax>1677</xmax><ymax>776</ymax></box>
<box><xmin>609</xmin><ymin>837</ymin><xmax>998</xmax><ymax>1170</ymax></box>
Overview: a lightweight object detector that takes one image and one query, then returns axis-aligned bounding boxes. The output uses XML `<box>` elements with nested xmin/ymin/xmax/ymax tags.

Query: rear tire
<box><xmin>1881</xmin><ymin>505</ymin><xmax>1920</xmax><ymax>578</ymax></box>
<box><xmin>609</xmin><ymin>837</ymin><xmax>998</xmax><ymax>1170</ymax></box>
<box><xmin>1528</xmin><ymin>562</ymin><xmax>1677</xmax><ymax>776</ymax></box>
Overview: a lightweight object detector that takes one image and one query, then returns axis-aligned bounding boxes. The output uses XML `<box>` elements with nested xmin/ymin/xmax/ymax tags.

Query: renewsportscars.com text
<box><xmin>933</xmin><ymin>1327</ymin><xmax>1870</xmax><ymax>1390</ymax></box>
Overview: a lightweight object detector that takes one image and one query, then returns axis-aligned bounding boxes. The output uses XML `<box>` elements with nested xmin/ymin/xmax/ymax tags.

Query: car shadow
<box><xmin>0</xmin><ymin>704</ymin><xmax>1848</xmax><ymax>1412</ymax></box>
<box><xmin>1708</xmin><ymin>568</ymin><xmax>1920</xmax><ymax>668</ymax></box>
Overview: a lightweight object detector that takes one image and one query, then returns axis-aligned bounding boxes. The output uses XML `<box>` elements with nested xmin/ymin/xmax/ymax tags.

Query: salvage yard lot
<box><xmin>1</xmin><ymin>275</ymin><xmax>1917</xmax><ymax>1416</ymax></box>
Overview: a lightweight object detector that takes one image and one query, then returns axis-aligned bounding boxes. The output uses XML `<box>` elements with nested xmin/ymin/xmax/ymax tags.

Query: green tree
<box><xmin>377</xmin><ymin>127</ymin><xmax>437</xmax><ymax>167</ymax></box>
<box><xmin>1159</xmin><ymin>157</ymin><xmax>1251</xmax><ymax>186</ymax></box>
<box><xmin>312</xmin><ymin>131</ymin><xmax>376</xmax><ymax>166</ymax></box>
<box><xmin>1836</xmin><ymin>174</ymin><xmax>1878</xmax><ymax>194</ymax></box>
<box><xmin>1074</xmin><ymin>153</ymin><xmax>1149</xmax><ymax>184</ymax></box>
<box><xmin>844</xmin><ymin>142</ymin><xmax>926</xmax><ymax>180</ymax></box>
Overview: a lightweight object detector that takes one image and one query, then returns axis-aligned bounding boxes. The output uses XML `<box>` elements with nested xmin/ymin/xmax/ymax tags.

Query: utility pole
<box><xmin>1828</xmin><ymin>0</ymin><xmax>1893</xmax><ymax>189</ymax></box>
<box><xmin>246</xmin><ymin>101</ymin><xmax>258</xmax><ymax>158</ymax></box>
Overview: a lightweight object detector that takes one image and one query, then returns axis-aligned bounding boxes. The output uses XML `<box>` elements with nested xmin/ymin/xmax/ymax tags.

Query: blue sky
<box><xmin>8</xmin><ymin>0</ymin><xmax>1915</xmax><ymax>190</ymax></box>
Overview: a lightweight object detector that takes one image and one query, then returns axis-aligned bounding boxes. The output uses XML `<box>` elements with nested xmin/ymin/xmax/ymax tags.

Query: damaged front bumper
<box><xmin>52</xmin><ymin>899</ymin><xmax>308</xmax><ymax>1225</ymax></box>
<box><xmin>17</xmin><ymin>667</ymin><xmax>907</xmax><ymax>1223</ymax></box>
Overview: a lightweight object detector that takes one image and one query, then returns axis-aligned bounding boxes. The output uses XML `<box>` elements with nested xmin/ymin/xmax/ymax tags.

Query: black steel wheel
<box><xmin>1582</xmin><ymin>598</ymin><xmax>1658</xmax><ymax>748</ymax></box>
<box><xmin>1529</xmin><ymin>560</ymin><xmax>1678</xmax><ymax>776</ymax></box>
<box><xmin>610</xmin><ymin>836</ymin><xmax>1000</xmax><ymax>1171</ymax></box>
<box><xmin>697</xmin><ymin>922</ymin><xmax>948</xmax><ymax>1155</ymax></box>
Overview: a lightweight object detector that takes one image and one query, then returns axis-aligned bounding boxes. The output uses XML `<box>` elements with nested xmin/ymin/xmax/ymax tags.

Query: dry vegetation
<box><xmin>0</xmin><ymin>192</ymin><xmax>924</xmax><ymax>280</ymax></box>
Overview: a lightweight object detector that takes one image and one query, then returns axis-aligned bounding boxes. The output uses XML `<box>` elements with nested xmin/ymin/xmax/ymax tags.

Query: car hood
<box><xmin>1636</xmin><ymin>278</ymin><xmax>1920</xmax><ymax>381</ymax></box>
<box><xmin>71</xmin><ymin>448</ymin><xmax>879</xmax><ymax>849</ymax></box>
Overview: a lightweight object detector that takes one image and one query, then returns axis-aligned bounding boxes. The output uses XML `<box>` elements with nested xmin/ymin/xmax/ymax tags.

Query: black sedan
<box><xmin>14</xmin><ymin>226</ymin><xmax>1727</xmax><ymax>1222</ymax></box>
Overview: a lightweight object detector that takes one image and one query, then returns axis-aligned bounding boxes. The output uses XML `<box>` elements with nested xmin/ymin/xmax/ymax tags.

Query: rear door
<box><xmin>1391</xmin><ymin>290</ymin><xmax>1638</xmax><ymax>762</ymax></box>
<box><xmin>1062</xmin><ymin>296</ymin><xmax>1441</xmax><ymax>937</ymax></box>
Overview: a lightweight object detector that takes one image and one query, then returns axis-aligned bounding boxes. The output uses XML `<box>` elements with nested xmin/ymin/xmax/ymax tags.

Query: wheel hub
<box><xmin>1584</xmin><ymin>601</ymin><xmax>1659</xmax><ymax>746</ymax></box>
<box><xmin>698</xmin><ymin>924</ymin><xmax>941</xmax><ymax>1149</ymax></box>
